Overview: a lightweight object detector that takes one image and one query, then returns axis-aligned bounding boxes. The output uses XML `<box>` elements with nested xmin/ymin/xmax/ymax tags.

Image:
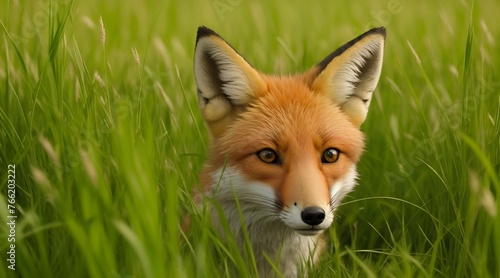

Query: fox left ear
<box><xmin>309</xmin><ymin>27</ymin><xmax>386</xmax><ymax>127</ymax></box>
<box><xmin>194</xmin><ymin>26</ymin><xmax>266</xmax><ymax>137</ymax></box>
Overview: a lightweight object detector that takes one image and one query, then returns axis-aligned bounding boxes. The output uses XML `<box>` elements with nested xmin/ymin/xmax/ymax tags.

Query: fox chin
<box><xmin>192</xmin><ymin>26</ymin><xmax>386</xmax><ymax>277</ymax></box>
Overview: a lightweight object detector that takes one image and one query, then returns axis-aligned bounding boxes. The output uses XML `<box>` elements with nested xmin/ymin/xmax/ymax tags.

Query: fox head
<box><xmin>194</xmin><ymin>26</ymin><xmax>385</xmax><ymax>236</ymax></box>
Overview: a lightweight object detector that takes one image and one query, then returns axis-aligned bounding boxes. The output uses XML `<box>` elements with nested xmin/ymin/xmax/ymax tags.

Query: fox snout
<box><xmin>277</xmin><ymin>158</ymin><xmax>335</xmax><ymax>234</ymax></box>
<box><xmin>301</xmin><ymin>206</ymin><xmax>326</xmax><ymax>226</ymax></box>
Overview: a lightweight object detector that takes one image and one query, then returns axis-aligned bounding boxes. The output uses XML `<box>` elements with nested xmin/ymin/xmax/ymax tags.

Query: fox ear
<box><xmin>309</xmin><ymin>27</ymin><xmax>386</xmax><ymax>127</ymax></box>
<box><xmin>194</xmin><ymin>26</ymin><xmax>266</xmax><ymax>136</ymax></box>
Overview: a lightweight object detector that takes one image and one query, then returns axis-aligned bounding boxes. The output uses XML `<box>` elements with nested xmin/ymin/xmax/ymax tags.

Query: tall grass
<box><xmin>1</xmin><ymin>0</ymin><xmax>499</xmax><ymax>277</ymax></box>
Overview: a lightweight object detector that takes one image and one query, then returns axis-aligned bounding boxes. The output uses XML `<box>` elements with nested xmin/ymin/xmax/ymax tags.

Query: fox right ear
<box><xmin>194</xmin><ymin>27</ymin><xmax>266</xmax><ymax>136</ymax></box>
<box><xmin>308</xmin><ymin>27</ymin><xmax>386</xmax><ymax>127</ymax></box>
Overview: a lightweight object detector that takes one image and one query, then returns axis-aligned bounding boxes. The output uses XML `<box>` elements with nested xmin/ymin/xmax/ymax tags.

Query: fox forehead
<box><xmin>214</xmin><ymin>75</ymin><xmax>365</xmax><ymax>164</ymax></box>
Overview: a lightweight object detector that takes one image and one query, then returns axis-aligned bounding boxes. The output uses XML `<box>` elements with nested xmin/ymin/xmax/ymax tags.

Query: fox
<box><xmin>193</xmin><ymin>26</ymin><xmax>386</xmax><ymax>277</ymax></box>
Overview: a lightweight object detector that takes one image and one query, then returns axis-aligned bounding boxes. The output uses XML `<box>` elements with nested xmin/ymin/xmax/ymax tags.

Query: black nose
<box><xmin>301</xmin><ymin>206</ymin><xmax>326</xmax><ymax>226</ymax></box>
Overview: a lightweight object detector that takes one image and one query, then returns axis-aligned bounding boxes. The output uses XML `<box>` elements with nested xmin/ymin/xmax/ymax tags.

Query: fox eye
<box><xmin>257</xmin><ymin>148</ymin><xmax>280</xmax><ymax>164</ymax></box>
<box><xmin>322</xmin><ymin>148</ymin><xmax>340</xmax><ymax>163</ymax></box>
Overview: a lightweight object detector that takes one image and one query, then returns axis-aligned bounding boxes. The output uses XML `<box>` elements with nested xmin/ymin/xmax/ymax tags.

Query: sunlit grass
<box><xmin>1</xmin><ymin>0</ymin><xmax>499</xmax><ymax>277</ymax></box>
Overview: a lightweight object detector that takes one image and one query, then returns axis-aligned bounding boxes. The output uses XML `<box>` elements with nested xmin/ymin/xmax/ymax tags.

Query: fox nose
<box><xmin>301</xmin><ymin>206</ymin><xmax>326</xmax><ymax>226</ymax></box>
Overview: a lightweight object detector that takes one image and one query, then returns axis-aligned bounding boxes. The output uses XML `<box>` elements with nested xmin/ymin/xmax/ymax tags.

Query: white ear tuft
<box><xmin>194</xmin><ymin>27</ymin><xmax>265</xmax><ymax>126</ymax></box>
<box><xmin>311</xmin><ymin>27</ymin><xmax>386</xmax><ymax>127</ymax></box>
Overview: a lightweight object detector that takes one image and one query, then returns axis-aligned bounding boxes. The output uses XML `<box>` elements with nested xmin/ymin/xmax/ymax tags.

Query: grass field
<box><xmin>1</xmin><ymin>0</ymin><xmax>499</xmax><ymax>277</ymax></box>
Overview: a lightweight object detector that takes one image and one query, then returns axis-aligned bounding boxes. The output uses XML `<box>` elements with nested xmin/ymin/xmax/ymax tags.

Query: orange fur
<box><xmin>201</xmin><ymin>75</ymin><xmax>364</xmax><ymax>201</ymax></box>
